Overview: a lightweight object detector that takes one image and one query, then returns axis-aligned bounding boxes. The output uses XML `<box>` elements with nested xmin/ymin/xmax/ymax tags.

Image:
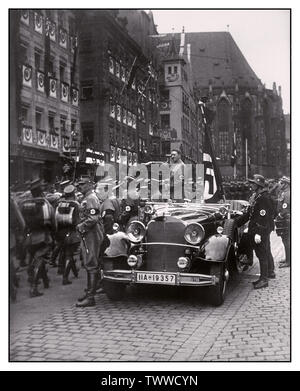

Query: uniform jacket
<box><xmin>236</xmin><ymin>189</ymin><xmax>275</xmax><ymax>236</ymax></box>
<box><xmin>78</xmin><ymin>190</ymin><xmax>104</xmax><ymax>265</ymax></box>
<box><xmin>100</xmin><ymin>197</ymin><xmax>121</xmax><ymax>234</ymax></box>
<box><xmin>277</xmin><ymin>187</ymin><xmax>290</xmax><ymax>220</ymax></box>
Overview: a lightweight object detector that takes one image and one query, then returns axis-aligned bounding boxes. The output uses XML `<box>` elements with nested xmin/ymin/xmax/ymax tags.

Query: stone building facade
<box><xmin>10</xmin><ymin>9</ymin><xmax>80</xmax><ymax>184</ymax></box>
<box><xmin>77</xmin><ymin>10</ymin><xmax>161</xmax><ymax>171</ymax></box>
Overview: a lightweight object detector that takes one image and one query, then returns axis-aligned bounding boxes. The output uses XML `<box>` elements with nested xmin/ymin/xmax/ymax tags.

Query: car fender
<box><xmin>201</xmin><ymin>234</ymin><xmax>232</xmax><ymax>262</ymax></box>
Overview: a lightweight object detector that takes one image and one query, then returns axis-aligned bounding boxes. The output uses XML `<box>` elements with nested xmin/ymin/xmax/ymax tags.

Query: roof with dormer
<box><xmin>159</xmin><ymin>31</ymin><xmax>262</xmax><ymax>89</ymax></box>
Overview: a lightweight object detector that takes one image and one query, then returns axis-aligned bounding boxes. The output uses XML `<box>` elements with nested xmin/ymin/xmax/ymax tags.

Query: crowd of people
<box><xmin>9</xmin><ymin>168</ymin><xmax>290</xmax><ymax>303</ymax></box>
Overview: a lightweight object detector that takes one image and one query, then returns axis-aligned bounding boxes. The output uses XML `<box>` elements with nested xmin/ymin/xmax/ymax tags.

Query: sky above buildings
<box><xmin>151</xmin><ymin>9</ymin><xmax>290</xmax><ymax>114</ymax></box>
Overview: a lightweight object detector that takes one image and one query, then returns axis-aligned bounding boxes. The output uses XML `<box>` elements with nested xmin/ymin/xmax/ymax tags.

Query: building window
<box><xmin>35</xmin><ymin>110</ymin><xmax>42</xmax><ymax>130</ymax></box>
<box><xmin>48</xmin><ymin>112</ymin><xmax>56</xmax><ymax>133</ymax></box>
<box><xmin>162</xmin><ymin>141</ymin><xmax>171</xmax><ymax>156</ymax></box>
<box><xmin>60</xmin><ymin>116</ymin><xmax>67</xmax><ymax>133</ymax></box>
<box><xmin>161</xmin><ymin>89</ymin><xmax>169</xmax><ymax>100</ymax></box>
<box><xmin>34</xmin><ymin>49</ymin><xmax>42</xmax><ymax>70</ymax></box>
<box><xmin>81</xmin><ymin>122</ymin><xmax>94</xmax><ymax>143</ymax></box>
<box><xmin>174</xmin><ymin>66</ymin><xmax>178</xmax><ymax>74</ymax></box>
<box><xmin>81</xmin><ymin>80</ymin><xmax>94</xmax><ymax>100</ymax></box>
<box><xmin>161</xmin><ymin>114</ymin><xmax>170</xmax><ymax>128</ymax></box>
<box><xmin>168</xmin><ymin>66</ymin><xmax>172</xmax><ymax>74</ymax></box>
<box><xmin>217</xmin><ymin>98</ymin><xmax>230</xmax><ymax>133</ymax></box>
<box><xmin>71</xmin><ymin>119</ymin><xmax>77</xmax><ymax>136</ymax></box>
<box><xmin>59</xmin><ymin>62</ymin><xmax>66</xmax><ymax>82</ymax></box>
<box><xmin>20</xmin><ymin>43</ymin><xmax>28</xmax><ymax>64</ymax></box>
<box><xmin>58</xmin><ymin>13</ymin><xmax>65</xmax><ymax>28</ymax></box>
<box><xmin>21</xmin><ymin>105</ymin><xmax>29</xmax><ymax>124</ymax></box>
<box><xmin>48</xmin><ymin>58</ymin><xmax>55</xmax><ymax>76</ymax></box>
<box><xmin>219</xmin><ymin>131</ymin><xmax>229</xmax><ymax>162</ymax></box>
<box><xmin>69</xmin><ymin>16</ymin><xmax>76</xmax><ymax>35</ymax></box>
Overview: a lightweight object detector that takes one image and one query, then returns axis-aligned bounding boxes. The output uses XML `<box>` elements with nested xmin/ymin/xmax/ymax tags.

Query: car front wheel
<box><xmin>208</xmin><ymin>262</ymin><xmax>228</xmax><ymax>306</ymax></box>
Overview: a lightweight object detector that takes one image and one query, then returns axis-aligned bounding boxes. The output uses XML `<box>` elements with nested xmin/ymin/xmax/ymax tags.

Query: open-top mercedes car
<box><xmin>102</xmin><ymin>200</ymin><xmax>249</xmax><ymax>306</ymax></box>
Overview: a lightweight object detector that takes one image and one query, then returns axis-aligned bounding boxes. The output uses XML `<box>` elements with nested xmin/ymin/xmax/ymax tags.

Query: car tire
<box><xmin>103</xmin><ymin>281</ymin><xmax>126</xmax><ymax>301</ymax></box>
<box><xmin>224</xmin><ymin>219</ymin><xmax>244</xmax><ymax>274</ymax></box>
<box><xmin>208</xmin><ymin>263</ymin><xmax>227</xmax><ymax>306</ymax></box>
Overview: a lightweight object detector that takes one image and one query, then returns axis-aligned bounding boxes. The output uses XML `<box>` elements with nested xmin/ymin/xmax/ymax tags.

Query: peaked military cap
<box><xmin>64</xmin><ymin>184</ymin><xmax>76</xmax><ymax>195</ymax></box>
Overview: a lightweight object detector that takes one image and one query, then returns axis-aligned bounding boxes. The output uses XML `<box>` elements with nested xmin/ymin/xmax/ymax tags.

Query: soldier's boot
<box><xmin>62</xmin><ymin>259</ymin><xmax>72</xmax><ymax>285</ymax></box>
<box><xmin>76</xmin><ymin>272</ymin><xmax>97</xmax><ymax>307</ymax></box>
<box><xmin>77</xmin><ymin>273</ymin><xmax>91</xmax><ymax>302</ymax></box>
<box><xmin>29</xmin><ymin>260</ymin><xmax>43</xmax><ymax>297</ymax></box>
<box><xmin>253</xmin><ymin>278</ymin><xmax>268</xmax><ymax>290</ymax></box>
<box><xmin>40</xmin><ymin>260</ymin><xmax>50</xmax><ymax>288</ymax></box>
<box><xmin>29</xmin><ymin>266</ymin><xmax>43</xmax><ymax>297</ymax></box>
<box><xmin>71</xmin><ymin>258</ymin><xmax>79</xmax><ymax>278</ymax></box>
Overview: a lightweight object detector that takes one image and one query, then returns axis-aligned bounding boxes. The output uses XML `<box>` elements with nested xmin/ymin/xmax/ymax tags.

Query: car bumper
<box><xmin>103</xmin><ymin>269</ymin><xmax>219</xmax><ymax>287</ymax></box>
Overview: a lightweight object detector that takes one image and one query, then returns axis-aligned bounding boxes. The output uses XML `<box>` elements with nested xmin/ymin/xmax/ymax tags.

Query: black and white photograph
<box><xmin>8</xmin><ymin>6</ymin><xmax>292</xmax><ymax>366</ymax></box>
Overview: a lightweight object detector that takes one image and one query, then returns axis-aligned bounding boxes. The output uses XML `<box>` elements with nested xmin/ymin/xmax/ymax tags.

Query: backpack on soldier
<box><xmin>55</xmin><ymin>200</ymin><xmax>80</xmax><ymax>229</ymax></box>
<box><xmin>21</xmin><ymin>197</ymin><xmax>52</xmax><ymax>230</ymax></box>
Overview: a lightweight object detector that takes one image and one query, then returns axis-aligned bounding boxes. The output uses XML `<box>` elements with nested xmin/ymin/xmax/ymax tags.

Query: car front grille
<box><xmin>144</xmin><ymin>217</ymin><xmax>186</xmax><ymax>272</ymax></box>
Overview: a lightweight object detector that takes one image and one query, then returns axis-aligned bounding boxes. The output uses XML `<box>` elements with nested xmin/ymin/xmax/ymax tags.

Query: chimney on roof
<box><xmin>273</xmin><ymin>82</ymin><xmax>277</xmax><ymax>95</ymax></box>
<box><xmin>278</xmin><ymin>85</ymin><xmax>282</xmax><ymax>96</ymax></box>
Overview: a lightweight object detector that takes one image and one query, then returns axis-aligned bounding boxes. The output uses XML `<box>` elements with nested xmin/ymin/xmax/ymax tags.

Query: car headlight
<box><xmin>126</xmin><ymin>221</ymin><xmax>146</xmax><ymax>243</ymax></box>
<box><xmin>144</xmin><ymin>204</ymin><xmax>154</xmax><ymax>214</ymax></box>
<box><xmin>184</xmin><ymin>223</ymin><xmax>205</xmax><ymax>245</ymax></box>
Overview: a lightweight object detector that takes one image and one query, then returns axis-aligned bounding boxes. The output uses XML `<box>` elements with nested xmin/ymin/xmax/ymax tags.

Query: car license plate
<box><xmin>136</xmin><ymin>272</ymin><xmax>176</xmax><ymax>285</ymax></box>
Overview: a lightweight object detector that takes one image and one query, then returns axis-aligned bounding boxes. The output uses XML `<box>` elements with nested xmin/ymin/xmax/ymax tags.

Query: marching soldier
<box><xmin>76</xmin><ymin>177</ymin><xmax>104</xmax><ymax>307</ymax></box>
<box><xmin>54</xmin><ymin>185</ymin><xmax>81</xmax><ymax>285</ymax></box>
<box><xmin>236</xmin><ymin>174</ymin><xmax>276</xmax><ymax>289</ymax></box>
<box><xmin>276</xmin><ymin>176</ymin><xmax>290</xmax><ymax>268</ymax></box>
<box><xmin>20</xmin><ymin>179</ymin><xmax>55</xmax><ymax>297</ymax></box>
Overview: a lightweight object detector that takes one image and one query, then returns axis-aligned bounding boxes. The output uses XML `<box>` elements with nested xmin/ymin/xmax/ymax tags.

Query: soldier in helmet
<box><xmin>276</xmin><ymin>176</ymin><xmax>290</xmax><ymax>268</ymax></box>
<box><xmin>236</xmin><ymin>174</ymin><xmax>276</xmax><ymax>289</ymax></box>
<box><xmin>76</xmin><ymin>177</ymin><xmax>104</xmax><ymax>307</ymax></box>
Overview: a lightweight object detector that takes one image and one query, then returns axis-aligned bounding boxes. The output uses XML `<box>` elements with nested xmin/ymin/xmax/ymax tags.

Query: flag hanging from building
<box><xmin>203</xmin><ymin>128</ymin><xmax>224</xmax><ymax>203</ymax></box>
<box><xmin>230</xmin><ymin>136</ymin><xmax>237</xmax><ymax>167</ymax></box>
<box><xmin>126</xmin><ymin>56</ymin><xmax>138</xmax><ymax>90</ymax></box>
<box><xmin>44</xmin><ymin>20</ymin><xmax>51</xmax><ymax>97</ymax></box>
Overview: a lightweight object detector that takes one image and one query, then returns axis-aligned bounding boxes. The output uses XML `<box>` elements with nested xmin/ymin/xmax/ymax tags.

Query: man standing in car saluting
<box><xmin>76</xmin><ymin>177</ymin><xmax>104</xmax><ymax>307</ymax></box>
<box><xmin>236</xmin><ymin>174</ymin><xmax>275</xmax><ymax>289</ymax></box>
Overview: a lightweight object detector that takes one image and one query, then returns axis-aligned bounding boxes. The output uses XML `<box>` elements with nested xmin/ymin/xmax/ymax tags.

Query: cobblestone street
<box><xmin>10</xmin><ymin>232</ymin><xmax>290</xmax><ymax>362</ymax></box>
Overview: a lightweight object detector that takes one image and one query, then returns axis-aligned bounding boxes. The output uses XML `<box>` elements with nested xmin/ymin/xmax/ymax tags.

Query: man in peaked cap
<box><xmin>236</xmin><ymin>174</ymin><xmax>276</xmax><ymax>289</ymax></box>
<box><xmin>276</xmin><ymin>176</ymin><xmax>290</xmax><ymax>268</ymax></box>
<box><xmin>76</xmin><ymin>177</ymin><xmax>104</xmax><ymax>307</ymax></box>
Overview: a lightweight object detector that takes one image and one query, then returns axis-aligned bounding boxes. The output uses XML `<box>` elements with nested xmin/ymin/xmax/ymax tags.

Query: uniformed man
<box><xmin>76</xmin><ymin>177</ymin><xmax>104</xmax><ymax>307</ymax></box>
<box><xmin>236</xmin><ymin>174</ymin><xmax>275</xmax><ymax>289</ymax></box>
<box><xmin>10</xmin><ymin>195</ymin><xmax>26</xmax><ymax>301</ymax></box>
<box><xmin>276</xmin><ymin>176</ymin><xmax>290</xmax><ymax>268</ymax></box>
<box><xmin>20</xmin><ymin>179</ymin><xmax>55</xmax><ymax>297</ymax></box>
<box><xmin>54</xmin><ymin>185</ymin><xmax>81</xmax><ymax>285</ymax></box>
